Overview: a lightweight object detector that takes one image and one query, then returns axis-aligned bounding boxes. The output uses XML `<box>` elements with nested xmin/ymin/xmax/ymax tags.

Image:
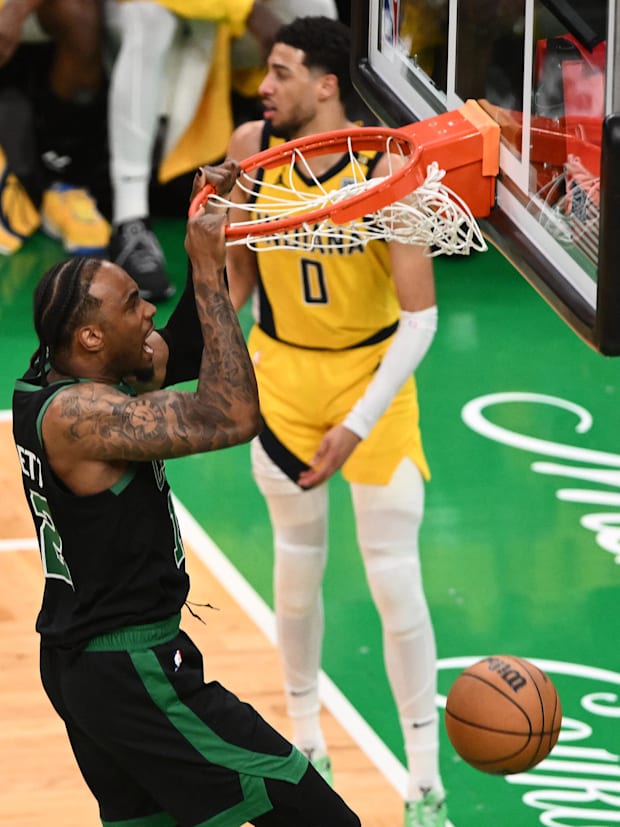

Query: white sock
<box><xmin>111</xmin><ymin>173</ymin><xmax>149</xmax><ymax>226</ymax></box>
<box><xmin>289</xmin><ymin>704</ymin><xmax>327</xmax><ymax>759</ymax></box>
<box><xmin>404</xmin><ymin>719</ymin><xmax>444</xmax><ymax>801</ymax></box>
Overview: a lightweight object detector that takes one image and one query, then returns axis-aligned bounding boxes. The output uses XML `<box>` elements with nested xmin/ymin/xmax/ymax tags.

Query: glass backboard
<box><xmin>351</xmin><ymin>1</ymin><xmax>620</xmax><ymax>355</ymax></box>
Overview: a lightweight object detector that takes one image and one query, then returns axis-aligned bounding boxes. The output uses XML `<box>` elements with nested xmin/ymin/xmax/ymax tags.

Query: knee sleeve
<box><xmin>252</xmin><ymin>438</ymin><xmax>328</xmax><ymax>614</ymax></box>
<box><xmin>251</xmin><ymin>436</ymin><xmax>328</xmax><ymax>541</ymax></box>
<box><xmin>352</xmin><ymin>459</ymin><xmax>438</xmax><ymax>723</ymax></box>
<box><xmin>352</xmin><ymin>458</ymin><xmax>429</xmax><ymax>634</ymax></box>
<box><xmin>252</xmin><ymin>439</ymin><xmax>327</xmax><ymax>696</ymax></box>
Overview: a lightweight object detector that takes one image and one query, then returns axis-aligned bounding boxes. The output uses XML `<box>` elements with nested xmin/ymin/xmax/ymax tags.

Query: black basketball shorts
<box><xmin>39</xmin><ymin>614</ymin><xmax>313</xmax><ymax>826</ymax></box>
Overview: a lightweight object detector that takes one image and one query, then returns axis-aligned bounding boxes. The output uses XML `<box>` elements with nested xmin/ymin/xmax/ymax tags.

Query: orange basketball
<box><xmin>445</xmin><ymin>655</ymin><xmax>562</xmax><ymax>774</ymax></box>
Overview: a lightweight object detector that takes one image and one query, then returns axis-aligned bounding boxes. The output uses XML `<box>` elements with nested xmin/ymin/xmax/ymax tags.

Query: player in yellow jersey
<box><xmin>226</xmin><ymin>16</ymin><xmax>446</xmax><ymax>827</ymax></box>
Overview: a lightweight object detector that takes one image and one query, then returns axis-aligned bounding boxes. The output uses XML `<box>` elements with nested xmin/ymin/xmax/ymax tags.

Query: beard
<box><xmin>268</xmin><ymin>110</ymin><xmax>308</xmax><ymax>141</ymax></box>
<box><xmin>269</xmin><ymin>122</ymin><xmax>294</xmax><ymax>140</ymax></box>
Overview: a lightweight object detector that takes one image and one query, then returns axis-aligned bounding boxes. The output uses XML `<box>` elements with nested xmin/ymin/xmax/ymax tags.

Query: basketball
<box><xmin>445</xmin><ymin>655</ymin><xmax>562</xmax><ymax>775</ymax></box>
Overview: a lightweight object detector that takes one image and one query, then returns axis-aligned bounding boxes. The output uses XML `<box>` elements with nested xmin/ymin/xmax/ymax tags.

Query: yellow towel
<box><xmin>118</xmin><ymin>0</ymin><xmax>254</xmax><ymax>36</ymax></box>
<box><xmin>119</xmin><ymin>0</ymin><xmax>259</xmax><ymax>182</ymax></box>
<box><xmin>158</xmin><ymin>26</ymin><xmax>235</xmax><ymax>183</ymax></box>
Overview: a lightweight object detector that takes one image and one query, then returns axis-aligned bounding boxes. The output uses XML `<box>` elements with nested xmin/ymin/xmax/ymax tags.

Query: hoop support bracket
<box><xmin>401</xmin><ymin>99</ymin><xmax>500</xmax><ymax>217</ymax></box>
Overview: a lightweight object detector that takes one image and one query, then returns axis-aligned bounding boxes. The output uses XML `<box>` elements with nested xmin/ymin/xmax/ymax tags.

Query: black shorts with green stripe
<box><xmin>40</xmin><ymin>614</ymin><xmax>360</xmax><ymax>827</ymax></box>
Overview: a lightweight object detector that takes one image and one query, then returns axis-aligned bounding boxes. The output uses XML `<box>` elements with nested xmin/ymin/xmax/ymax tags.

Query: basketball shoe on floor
<box><xmin>0</xmin><ymin>146</ymin><xmax>40</xmax><ymax>254</ymax></box>
<box><xmin>404</xmin><ymin>790</ymin><xmax>447</xmax><ymax>827</ymax></box>
<box><xmin>41</xmin><ymin>184</ymin><xmax>110</xmax><ymax>254</ymax></box>
<box><xmin>108</xmin><ymin>218</ymin><xmax>175</xmax><ymax>303</ymax></box>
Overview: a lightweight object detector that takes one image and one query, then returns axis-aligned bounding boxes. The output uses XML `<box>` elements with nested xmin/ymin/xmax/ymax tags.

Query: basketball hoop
<box><xmin>189</xmin><ymin>101</ymin><xmax>500</xmax><ymax>256</ymax></box>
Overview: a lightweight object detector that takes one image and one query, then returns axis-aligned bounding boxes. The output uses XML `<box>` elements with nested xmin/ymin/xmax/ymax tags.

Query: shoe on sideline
<box><xmin>41</xmin><ymin>183</ymin><xmax>110</xmax><ymax>255</ymax></box>
<box><xmin>108</xmin><ymin>217</ymin><xmax>175</xmax><ymax>303</ymax></box>
<box><xmin>0</xmin><ymin>146</ymin><xmax>40</xmax><ymax>255</ymax></box>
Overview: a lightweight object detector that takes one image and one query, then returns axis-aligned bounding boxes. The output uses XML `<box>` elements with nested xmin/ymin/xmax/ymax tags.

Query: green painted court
<box><xmin>2</xmin><ymin>220</ymin><xmax>619</xmax><ymax>826</ymax></box>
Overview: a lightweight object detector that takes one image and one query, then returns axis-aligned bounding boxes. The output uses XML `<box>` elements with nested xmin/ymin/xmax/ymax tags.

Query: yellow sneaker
<box><xmin>0</xmin><ymin>146</ymin><xmax>41</xmax><ymax>255</ymax></box>
<box><xmin>41</xmin><ymin>183</ymin><xmax>110</xmax><ymax>254</ymax></box>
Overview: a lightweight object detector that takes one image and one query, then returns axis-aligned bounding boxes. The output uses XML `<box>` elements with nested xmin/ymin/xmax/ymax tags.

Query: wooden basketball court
<box><xmin>0</xmin><ymin>417</ymin><xmax>402</xmax><ymax>826</ymax></box>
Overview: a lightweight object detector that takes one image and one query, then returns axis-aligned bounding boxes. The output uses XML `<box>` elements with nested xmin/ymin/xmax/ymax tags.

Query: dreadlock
<box><xmin>30</xmin><ymin>256</ymin><xmax>103</xmax><ymax>379</ymax></box>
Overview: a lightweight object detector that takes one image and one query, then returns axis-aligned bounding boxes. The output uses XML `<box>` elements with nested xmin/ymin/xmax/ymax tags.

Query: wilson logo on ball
<box><xmin>484</xmin><ymin>656</ymin><xmax>527</xmax><ymax>692</ymax></box>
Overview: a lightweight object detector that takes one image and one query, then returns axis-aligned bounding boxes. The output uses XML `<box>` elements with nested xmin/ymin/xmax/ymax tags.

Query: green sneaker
<box><xmin>307</xmin><ymin>752</ymin><xmax>334</xmax><ymax>786</ymax></box>
<box><xmin>404</xmin><ymin>790</ymin><xmax>447</xmax><ymax>827</ymax></box>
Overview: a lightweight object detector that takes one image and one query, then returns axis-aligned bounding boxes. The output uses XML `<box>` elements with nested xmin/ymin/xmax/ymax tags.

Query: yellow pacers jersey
<box><xmin>252</xmin><ymin>131</ymin><xmax>400</xmax><ymax>350</ymax></box>
<box><xmin>250</xmin><ymin>124</ymin><xmax>429</xmax><ymax>486</ymax></box>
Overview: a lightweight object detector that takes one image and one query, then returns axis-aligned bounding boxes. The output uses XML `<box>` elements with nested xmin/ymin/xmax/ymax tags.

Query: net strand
<box><xmin>212</xmin><ymin>139</ymin><xmax>487</xmax><ymax>255</ymax></box>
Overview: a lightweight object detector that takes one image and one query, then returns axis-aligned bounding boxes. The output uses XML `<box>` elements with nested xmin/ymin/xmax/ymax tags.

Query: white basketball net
<box><xmin>209</xmin><ymin>139</ymin><xmax>487</xmax><ymax>256</ymax></box>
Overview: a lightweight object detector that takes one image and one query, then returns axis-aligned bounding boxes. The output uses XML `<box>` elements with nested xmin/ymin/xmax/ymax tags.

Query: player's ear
<box><xmin>317</xmin><ymin>72</ymin><xmax>339</xmax><ymax>102</ymax></box>
<box><xmin>77</xmin><ymin>324</ymin><xmax>104</xmax><ymax>354</ymax></box>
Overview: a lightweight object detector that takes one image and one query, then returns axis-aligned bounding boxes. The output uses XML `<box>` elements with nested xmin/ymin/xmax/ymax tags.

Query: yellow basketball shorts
<box><xmin>248</xmin><ymin>325</ymin><xmax>430</xmax><ymax>486</ymax></box>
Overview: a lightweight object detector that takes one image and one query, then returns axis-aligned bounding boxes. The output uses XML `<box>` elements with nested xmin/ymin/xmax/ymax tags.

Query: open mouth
<box><xmin>143</xmin><ymin>325</ymin><xmax>154</xmax><ymax>355</ymax></box>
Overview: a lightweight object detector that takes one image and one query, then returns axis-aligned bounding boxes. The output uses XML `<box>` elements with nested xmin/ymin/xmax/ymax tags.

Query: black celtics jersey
<box><xmin>12</xmin><ymin>369</ymin><xmax>190</xmax><ymax>649</ymax></box>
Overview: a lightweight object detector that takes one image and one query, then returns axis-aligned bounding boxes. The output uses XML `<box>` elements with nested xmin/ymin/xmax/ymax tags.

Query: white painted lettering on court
<box><xmin>461</xmin><ymin>392</ymin><xmax>620</xmax><ymax>564</ymax></box>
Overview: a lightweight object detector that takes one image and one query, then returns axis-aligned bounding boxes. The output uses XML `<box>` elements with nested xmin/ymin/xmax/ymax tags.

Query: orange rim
<box><xmin>188</xmin><ymin>127</ymin><xmax>424</xmax><ymax>237</ymax></box>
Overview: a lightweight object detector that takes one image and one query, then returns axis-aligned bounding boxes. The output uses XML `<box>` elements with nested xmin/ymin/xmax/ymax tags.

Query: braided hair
<box><xmin>30</xmin><ymin>256</ymin><xmax>103</xmax><ymax>380</ymax></box>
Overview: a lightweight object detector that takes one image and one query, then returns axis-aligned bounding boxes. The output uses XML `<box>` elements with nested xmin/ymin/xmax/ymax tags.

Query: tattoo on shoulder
<box><xmin>56</xmin><ymin>385</ymin><xmax>174</xmax><ymax>455</ymax></box>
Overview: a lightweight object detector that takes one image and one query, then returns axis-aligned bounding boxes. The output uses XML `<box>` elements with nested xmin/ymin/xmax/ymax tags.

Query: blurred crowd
<box><xmin>0</xmin><ymin>0</ymin><xmax>353</xmax><ymax>300</ymax></box>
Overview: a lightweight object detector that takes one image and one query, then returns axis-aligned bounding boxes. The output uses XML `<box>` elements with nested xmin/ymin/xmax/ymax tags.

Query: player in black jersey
<box><xmin>12</xmin><ymin>161</ymin><xmax>360</xmax><ymax>827</ymax></box>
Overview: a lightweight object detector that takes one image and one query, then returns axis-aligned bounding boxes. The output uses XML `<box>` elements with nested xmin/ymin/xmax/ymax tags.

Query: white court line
<box><xmin>173</xmin><ymin>496</ymin><xmax>409</xmax><ymax>799</ymax></box>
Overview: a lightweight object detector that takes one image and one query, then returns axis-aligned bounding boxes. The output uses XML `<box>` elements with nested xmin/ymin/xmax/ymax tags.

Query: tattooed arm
<box><xmin>130</xmin><ymin>160</ymin><xmax>242</xmax><ymax>392</ymax></box>
<box><xmin>42</xmin><ymin>212</ymin><xmax>260</xmax><ymax>496</ymax></box>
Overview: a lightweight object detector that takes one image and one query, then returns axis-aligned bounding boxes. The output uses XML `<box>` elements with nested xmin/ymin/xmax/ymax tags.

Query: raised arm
<box><xmin>135</xmin><ymin>160</ymin><xmax>242</xmax><ymax>391</ymax></box>
<box><xmin>43</xmin><ymin>212</ymin><xmax>260</xmax><ymax>495</ymax></box>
